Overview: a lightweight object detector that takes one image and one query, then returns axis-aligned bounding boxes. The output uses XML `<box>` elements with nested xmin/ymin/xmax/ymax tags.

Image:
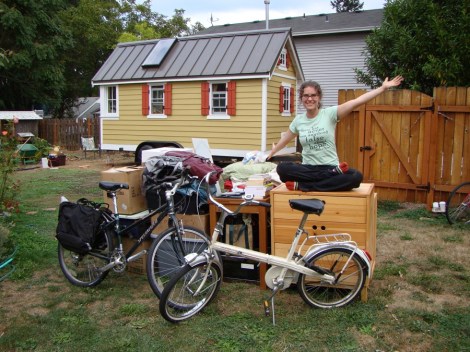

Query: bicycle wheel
<box><xmin>147</xmin><ymin>226</ymin><xmax>214</xmax><ymax>299</ymax></box>
<box><xmin>159</xmin><ymin>261</ymin><xmax>222</xmax><ymax>323</ymax></box>
<box><xmin>298</xmin><ymin>248</ymin><xmax>367</xmax><ymax>308</ymax></box>
<box><xmin>446</xmin><ymin>181</ymin><xmax>470</xmax><ymax>225</ymax></box>
<box><xmin>58</xmin><ymin>229</ymin><xmax>114</xmax><ymax>287</ymax></box>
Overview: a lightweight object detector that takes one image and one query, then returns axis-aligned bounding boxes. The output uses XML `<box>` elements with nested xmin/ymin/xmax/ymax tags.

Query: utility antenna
<box><xmin>210</xmin><ymin>13</ymin><xmax>219</xmax><ymax>26</ymax></box>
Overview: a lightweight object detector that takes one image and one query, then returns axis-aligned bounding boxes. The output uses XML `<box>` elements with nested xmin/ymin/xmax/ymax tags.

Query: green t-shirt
<box><xmin>289</xmin><ymin>106</ymin><xmax>339</xmax><ymax>165</ymax></box>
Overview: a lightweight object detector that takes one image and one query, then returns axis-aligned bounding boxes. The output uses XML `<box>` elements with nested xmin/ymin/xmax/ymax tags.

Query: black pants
<box><xmin>276</xmin><ymin>162</ymin><xmax>363</xmax><ymax>192</ymax></box>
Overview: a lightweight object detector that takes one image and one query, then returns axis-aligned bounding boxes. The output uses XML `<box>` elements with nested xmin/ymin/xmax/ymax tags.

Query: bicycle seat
<box><xmin>99</xmin><ymin>181</ymin><xmax>129</xmax><ymax>191</ymax></box>
<box><xmin>289</xmin><ymin>199</ymin><xmax>324</xmax><ymax>215</ymax></box>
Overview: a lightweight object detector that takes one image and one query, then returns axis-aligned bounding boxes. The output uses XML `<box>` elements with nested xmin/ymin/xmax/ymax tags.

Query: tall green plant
<box><xmin>355</xmin><ymin>0</ymin><xmax>470</xmax><ymax>94</ymax></box>
<box><xmin>0</xmin><ymin>121</ymin><xmax>20</xmax><ymax>213</ymax></box>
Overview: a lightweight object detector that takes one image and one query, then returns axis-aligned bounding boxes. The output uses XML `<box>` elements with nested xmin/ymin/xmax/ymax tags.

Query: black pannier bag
<box><xmin>56</xmin><ymin>201</ymin><xmax>103</xmax><ymax>254</ymax></box>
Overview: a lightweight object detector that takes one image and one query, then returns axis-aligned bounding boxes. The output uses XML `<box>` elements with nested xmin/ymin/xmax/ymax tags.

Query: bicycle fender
<box><xmin>303</xmin><ymin>242</ymin><xmax>372</xmax><ymax>277</ymax></box>
<box><xmin>184</xmin><ymin>250</ymin><xmax>222</xmax><ymax>268</ymax></box>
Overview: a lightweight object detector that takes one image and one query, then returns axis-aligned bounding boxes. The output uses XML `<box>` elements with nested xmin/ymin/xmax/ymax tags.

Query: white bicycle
<box><xmin>159</xmin><ymin>172</ymin><xmax>372</xmax><ymax>324</ymax></box>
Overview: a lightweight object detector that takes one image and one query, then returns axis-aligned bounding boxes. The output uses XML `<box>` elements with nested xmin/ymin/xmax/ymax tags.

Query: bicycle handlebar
<box><xmin>159</xmin><ymin>167</ymin><xmax>195</xmax><ymax>195</ymax></box>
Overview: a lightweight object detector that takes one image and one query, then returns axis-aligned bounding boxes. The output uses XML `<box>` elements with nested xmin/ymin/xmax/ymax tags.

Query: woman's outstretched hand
<box><xmin>382</xmin><ymin>75</ymin><xmax>404</xmax><ymax>89</ymax></box>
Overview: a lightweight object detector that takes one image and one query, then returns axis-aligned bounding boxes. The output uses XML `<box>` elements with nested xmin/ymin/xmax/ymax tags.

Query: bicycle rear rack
<box><xmin>298</xmin><ymin>233</ymin><xmax>356</xmax><ymax>256</ymax></box>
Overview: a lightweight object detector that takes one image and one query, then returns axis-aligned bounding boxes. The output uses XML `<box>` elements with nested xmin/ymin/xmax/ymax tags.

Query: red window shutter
<box><xmin>290</xmin><ymin>87</ymin><xmax>295</xmax><ymax>114</ymax></box>
<box><xmin>227</xmin><ymin>81</ymin><xmax>236</xmax><ymax>116</ymax></box>
<box><xmin>279</xmin><ymin>86</ymin><xmax>284</xmax><ymax>113</ymax></box>
<box><xmin>201</xmin><ymin>82</ymin><xmax>210</xmax><ymax>115</ymax></box>
<box><xmin>164</xmin><ymin>83</ymin><xmax>172</xmax><ymax>115</ymax></box>
<box><xmin>286</xmin><ymin>52</ymin><xmax>292</xmax><ymax>69</ymax></box>
<box><xmin>142</xmin><ymin>84</ymin><xmax>149</xmax><ymax>116</ymax></box>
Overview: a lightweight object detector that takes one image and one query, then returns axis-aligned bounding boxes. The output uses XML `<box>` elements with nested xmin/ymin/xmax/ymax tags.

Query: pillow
<box><xmin>222</xmin><ymin>161</ymin><xmax>277</xmax><ymax>181</ymax></box>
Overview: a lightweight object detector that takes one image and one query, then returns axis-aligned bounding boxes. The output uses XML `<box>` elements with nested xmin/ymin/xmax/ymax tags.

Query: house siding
<box><xmin>102</xmin><ymin>80</ymin><xmax>271</xmax><ymax>154</ymax></box>
<box><xmin>266</xmin><ymin>74</ymin><xmax>297</xmax><ymax>153</ymax></box>
<box><xmin>295</xmin><ymin>32</ymin><xmax>369</xmax><ymax>107</ymax></box>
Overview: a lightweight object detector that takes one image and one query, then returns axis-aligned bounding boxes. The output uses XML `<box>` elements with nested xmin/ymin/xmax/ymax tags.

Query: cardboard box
<box><xmin>152</xmin><ymin>213</ymin><xmax>210</xmax><ymax>235</ymax></box>
<box><xmin>122</xmin><ymin>236</ymin><xmax>152</xmax><ymax>275</ymax></box>
<box><xmin>101</xmin><ymin>166</ymin><xmax>146</xmax><ymax>215</ymax></box>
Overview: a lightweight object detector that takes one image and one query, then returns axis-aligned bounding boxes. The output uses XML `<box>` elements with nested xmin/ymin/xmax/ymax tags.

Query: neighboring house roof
<box><xmin>198</xmin><ymin>9</ymin><xmax>383</xmax><ymax>37</ymax></box>
<box><xmin>92</xmin><ymin>28</ymin><xmax>302</xmax><ymax>85</ymax></box>
<box><xmin>0</xmin><ymin>111</ymin><xmax>43</xmax><ymax>120</ymax></box>
<box><xmin>73</xmin><ymin>97</ymin><xmax>100</xmax><ymax>119</ymax></box>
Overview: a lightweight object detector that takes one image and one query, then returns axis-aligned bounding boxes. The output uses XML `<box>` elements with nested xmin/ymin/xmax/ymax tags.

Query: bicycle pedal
<box><xmin>263</xmin><ymin>300</ymin><xmax>270</xmax><ymax>316</ymax></box>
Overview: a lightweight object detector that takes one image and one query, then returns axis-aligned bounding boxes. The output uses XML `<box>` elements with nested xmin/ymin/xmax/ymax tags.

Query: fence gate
<box><xmin>337</xmin><ymin>87</ymin><xmax>469</xmax><ymax>208</ymax></box>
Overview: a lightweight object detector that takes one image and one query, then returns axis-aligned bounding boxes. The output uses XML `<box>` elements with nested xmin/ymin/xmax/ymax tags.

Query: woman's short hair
<box><xmin>299</xmin><ymin>81</ymin><xmax>322</xmax><ymax>99</ymax></box>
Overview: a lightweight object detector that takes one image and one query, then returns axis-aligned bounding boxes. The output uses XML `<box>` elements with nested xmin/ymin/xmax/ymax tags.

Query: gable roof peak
<box><xmin>184</xmin><ymin>27</ymin><xmax>292</xmax><ymax>40</ymax></box>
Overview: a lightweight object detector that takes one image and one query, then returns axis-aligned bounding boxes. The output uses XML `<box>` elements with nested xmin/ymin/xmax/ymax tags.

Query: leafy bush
<box><xmin>0</xmin><ymin>121</ymin><xmax>20</xmax><ymax>213</ymax></box>
<box><xmin>32</xmin><ymin>137</ymin><xmax>52</xmax><ymax>161</ymax></box>
<box><xmin>0</xmin><ymin>222</ymin><xmax>14</xmax><ymax>259</ymax></box>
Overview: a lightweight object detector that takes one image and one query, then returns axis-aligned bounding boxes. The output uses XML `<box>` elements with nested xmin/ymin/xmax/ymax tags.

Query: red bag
<box><xmin>165</xmin><ymin>150</ymin><xmax>223</xmax><ymax>184</ymax></box>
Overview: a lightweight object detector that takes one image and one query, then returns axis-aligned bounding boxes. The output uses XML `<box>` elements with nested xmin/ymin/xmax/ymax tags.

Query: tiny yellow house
<box><xmin>92</xmin><ymin>28</ymin><xmax>304</xmax><ymax>160</ymax></box>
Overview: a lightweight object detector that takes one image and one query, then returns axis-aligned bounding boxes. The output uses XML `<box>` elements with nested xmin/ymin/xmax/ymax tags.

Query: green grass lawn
<box><xmin>0</xmin><ymin>167</ymin><xmax>469</xmax><ymax>351</ymax></box>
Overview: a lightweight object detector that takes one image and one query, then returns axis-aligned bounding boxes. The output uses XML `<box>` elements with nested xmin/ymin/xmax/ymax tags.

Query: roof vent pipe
<box><xmin>264</xmin><ymin>0</ymin><xmax>270</xmax><ymax>29</ymax></box>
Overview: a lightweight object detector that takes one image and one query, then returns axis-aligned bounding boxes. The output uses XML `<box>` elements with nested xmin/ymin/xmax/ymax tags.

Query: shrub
<box><xmin>0</xmin><ymin>121</ymin><xmax>21</xmax><ymax>213</ymax></box>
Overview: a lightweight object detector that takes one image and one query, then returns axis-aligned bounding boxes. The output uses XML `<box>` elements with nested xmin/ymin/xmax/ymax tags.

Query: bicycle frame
<box><xmin>91</xmin><ymin>179</ymin><xmax>189</xmax><ymax>271</ymax></box>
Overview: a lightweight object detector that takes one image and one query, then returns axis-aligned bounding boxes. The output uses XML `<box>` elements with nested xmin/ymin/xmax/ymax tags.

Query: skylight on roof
<box><xmin>142</xmin><ymin>38</ymin><xmax>176</xmax><ymax>67</ymax></box>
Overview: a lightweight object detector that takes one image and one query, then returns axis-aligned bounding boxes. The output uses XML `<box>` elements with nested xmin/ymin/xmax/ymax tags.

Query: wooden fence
<box><xmin>337</xmin><ymin>86</ymin><xmax>469</xmax><ymax>208</ymax></box>
<box><xmin>38</xmin><ymin>118</ymin><xmax>100</xmax><ymax>151</ymax></box>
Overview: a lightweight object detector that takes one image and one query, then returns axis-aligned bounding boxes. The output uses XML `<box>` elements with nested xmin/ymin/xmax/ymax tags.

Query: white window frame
<box><xmin>148</xmin><ymin>84</ymin><xmax>167</xmax><ymax>119</ymax></box>
<box><xmin>100</xmin><ymin>85</ymin><xmax>119</xmax><ymax>118</ymax></box>
<box><xmin>208</xmin><ymin>81</ymin><xmax>230</xmax><ymax>120</ymax></box>
<box><xmin>278</xmin><ymin>48</ymin><xmax>287</xmax><ymax>71</ymax></box>
<box><xmin>281</xmin><ymin>82</ymin><xmax>292</xmax><ymax>116</ymax></box>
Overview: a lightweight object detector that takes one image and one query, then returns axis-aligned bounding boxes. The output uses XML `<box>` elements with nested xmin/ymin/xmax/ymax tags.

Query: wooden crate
<box><xmin>270</xmin><ymin>183</ymin><xmax>377</xmax><ymax>301</ymax></box>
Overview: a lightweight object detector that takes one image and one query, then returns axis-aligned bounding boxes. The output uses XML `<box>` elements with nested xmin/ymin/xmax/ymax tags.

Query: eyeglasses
<box><xmin>302</xmin><ymin>94</ymin><xmax>319</xmax><ymax>99</ymax></box>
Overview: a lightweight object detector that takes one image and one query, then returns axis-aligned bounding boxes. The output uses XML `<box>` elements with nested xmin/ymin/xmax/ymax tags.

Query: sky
<box><xmin>149</xmin><ymin>0</ymin><xmax>386</xmax><ymax>28</ymax></box>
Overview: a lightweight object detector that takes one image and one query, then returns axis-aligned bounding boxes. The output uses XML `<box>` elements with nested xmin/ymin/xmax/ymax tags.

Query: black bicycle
<box><xmin>57</xmin><ymin>170</ymin><xmax>217</xmax><ymax>299</ymax></box>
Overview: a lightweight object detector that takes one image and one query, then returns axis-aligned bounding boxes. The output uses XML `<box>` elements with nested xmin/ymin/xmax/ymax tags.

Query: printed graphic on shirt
<box><xmin>304</xmin><ymin>125</ymin><xmax>328</xmax><ymax>151</ymax></box>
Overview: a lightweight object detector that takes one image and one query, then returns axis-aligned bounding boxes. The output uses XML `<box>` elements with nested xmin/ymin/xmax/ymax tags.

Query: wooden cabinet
<box><xmin>270</xmin><ymin>183</ymin><xmax>377</xmax><ymax>300</ymax></box>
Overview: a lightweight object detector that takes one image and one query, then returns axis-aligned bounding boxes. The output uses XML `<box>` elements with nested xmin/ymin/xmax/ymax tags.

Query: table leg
<box><xmin>258</xmin><ymin>207</ymin><xmax>267</xmax><ymax>290</ymax></box>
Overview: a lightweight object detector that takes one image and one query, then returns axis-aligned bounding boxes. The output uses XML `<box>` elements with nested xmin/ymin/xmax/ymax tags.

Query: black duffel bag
<box><xmin>56</xmin><ymin>200</ymin><xmax>103</xmax><ymax>254</ymax></box>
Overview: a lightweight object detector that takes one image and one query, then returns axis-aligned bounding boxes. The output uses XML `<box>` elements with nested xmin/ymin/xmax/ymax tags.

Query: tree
<box><xmin>355</xmin><ymin>0</ymin><xmax>470</xmax><ymax>94</ymax></box>
<box><xmin>0</xmin><ymin>0</ymin><xmax>205</xmax><ymax>116</ymax></box>
<box><xmin>330</xmin><ymin>0</ymin><xmax>364</xmax><ymax>12</ymax></box>
<box><xmin>118</xmin><ymin>8</ymin><xmax>205</xmax><ymax>42</ymax></box>
<box><xmin>57</xmin><ymin>0</ymin><xmax>124</xmax><ymax>117</ymax></box>
<box><xmin>0</xmin><ymin>0</ymin><xmax>73</xmax><ymax>111</ymax></box>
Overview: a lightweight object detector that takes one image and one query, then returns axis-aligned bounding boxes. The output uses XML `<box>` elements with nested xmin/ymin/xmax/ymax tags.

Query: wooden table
<box><xmin>209</xmin><ymin>195</ymin><xmax>270</xmax><ymax>289</ymax></box>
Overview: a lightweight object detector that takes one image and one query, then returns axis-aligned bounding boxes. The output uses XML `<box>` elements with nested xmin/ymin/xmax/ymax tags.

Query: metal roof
<box><xmin>197</xmin><ymin>9</ymin><xmax>383</xmax><ymax>37</ymax></box>
<box><xmin>0</xmin><ymin>111</ymin><xmax>43</xmax><ymax>120</ymax></box>
<box><xmin>92</xmin><ymin>28</ymin><xmax>299</xmax><ymax>85</ymax></box>
<box><xmin>73</xmin><ymin>97</ymin><xmax>100</xmax><ymax>119</ymax></box>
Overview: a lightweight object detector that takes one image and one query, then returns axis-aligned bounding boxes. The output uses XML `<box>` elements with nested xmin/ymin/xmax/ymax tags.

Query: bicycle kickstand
<box><xmin>263</xmin><ymin>285</ymin><xmax>281</xmax><ymax>325</ymax></box>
